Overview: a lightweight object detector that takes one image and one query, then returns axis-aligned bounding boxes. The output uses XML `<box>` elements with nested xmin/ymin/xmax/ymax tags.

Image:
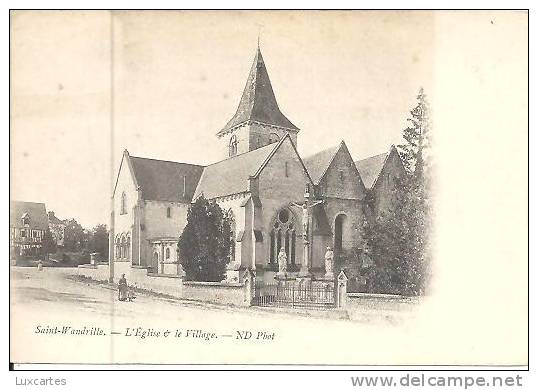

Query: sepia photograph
<box><xmin>8</xmin><ymin>9</ymin><xmax>528</xmax><ymax>369</ymax></box>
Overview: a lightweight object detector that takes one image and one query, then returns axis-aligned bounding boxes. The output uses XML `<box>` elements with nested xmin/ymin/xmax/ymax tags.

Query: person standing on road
<box><xmin>118</xmin><ymin>274</ymin><xmax>128</xmax><ymax>301</ymax></box>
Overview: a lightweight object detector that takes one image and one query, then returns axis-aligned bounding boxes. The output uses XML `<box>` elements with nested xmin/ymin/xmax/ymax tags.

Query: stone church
<box><xmin>111</xmin><ymin>46</ymin><xmax>405</xmax><ymax>283</ymax></box>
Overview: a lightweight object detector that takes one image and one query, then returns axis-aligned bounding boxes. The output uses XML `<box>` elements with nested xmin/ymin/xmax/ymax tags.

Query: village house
<box><xmin>110</xmin><ymin>46</ymin><xmax>405</xmax><ymax>283</ymax></box>
<box><xmin>10</xmin><ymin>201</ymin><xmax>49</xmax><ymax>261</ymax></box>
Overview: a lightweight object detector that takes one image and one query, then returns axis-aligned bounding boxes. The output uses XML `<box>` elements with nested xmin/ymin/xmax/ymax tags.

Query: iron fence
<box><xmin>253</xmin><ymin>280</ymin><xmax>336</xmax><ymax>309</ymax></box>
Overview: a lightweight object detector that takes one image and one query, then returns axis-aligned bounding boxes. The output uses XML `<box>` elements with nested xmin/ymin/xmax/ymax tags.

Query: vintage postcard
<box><xmin>9</xmin><ymin>10</ymin><xmax>528</xmax><ymax>366</ymax></box>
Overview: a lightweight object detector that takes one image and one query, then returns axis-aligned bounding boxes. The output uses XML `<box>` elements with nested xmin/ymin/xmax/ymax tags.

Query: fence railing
<box><xmin>253</xmin><ymin>280</ymin><xmax>336</xmax><ymax>309</ymax></box>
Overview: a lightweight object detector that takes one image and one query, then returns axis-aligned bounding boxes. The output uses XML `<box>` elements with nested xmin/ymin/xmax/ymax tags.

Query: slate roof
<box><xmin>10</xmin><ymin>201</ymin><xmax>49</xmax><ymax>230</ymax></box>
<box><xmin>193</xmin><ymin>141</ymin><xmax>278</xmax><ymax>200</ymax></box>
<box><xmin>303</xmin><ymin>144</ymin><xmax>341</xmax><ymax>184</ymax></box>
<box><xmin>354</xmin><ymin>152</ymin><xmax>389</xmax><ymax>189</ymax></box>
<box><xmin>217</xmin><ymin>47</ymin><xmax>299</xmax><ymax>136</ymax></box>
<box><xmin>129</xmin><ymin>155</ymin><xmax>204</xmax><ymax>203</ymax></box>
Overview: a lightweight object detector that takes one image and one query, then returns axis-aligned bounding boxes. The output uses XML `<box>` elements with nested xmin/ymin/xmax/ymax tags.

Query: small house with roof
<box><xmin>10</xmin><ymin>201</ymin><xmax>49</xmax><ymax>259</ymax></box>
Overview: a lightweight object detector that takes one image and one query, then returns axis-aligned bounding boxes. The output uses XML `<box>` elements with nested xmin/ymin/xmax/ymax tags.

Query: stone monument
<box><xmin>277</xmin><ymin>247</ymin><xmax>287</xmax><ymax>277</ymax></box>
<box><xmin>324</xmin><ymin>246</ymin><xmax>334</xmax><ymax>279</ymax></box>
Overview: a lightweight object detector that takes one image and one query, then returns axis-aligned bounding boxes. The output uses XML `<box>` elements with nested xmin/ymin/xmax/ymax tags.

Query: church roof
<box><xmin>303</xmin><ymin>144</ymin><xmax>342</xmax><ymax>184</ymax></box>
<box><xmin>10</xmin><ymin>201</ymin><xmax>49</xmax><ymax>230</ymax></box>
<box><xmin>193</xmin><ymin>141</ymin><xmax>277</xmax><ymax>200</ymax></box>
<box><xmin>129</xmin><ymin>155</ymin><xmax>204</xmax><ymax>203</ymax></box>
<box><xmin>217</xmin><ymin>47</ymin><xmax>299</xmax><ymax>136</ymax></box>
<box><xmin>354</xmin><ymin>152</ymin><xmax>389</xmax><ymax>189</ymax></box>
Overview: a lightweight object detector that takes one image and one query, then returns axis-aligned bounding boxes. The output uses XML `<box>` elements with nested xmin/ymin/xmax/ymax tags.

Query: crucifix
<box><xmin>290</xmin><ymin>184</ymin><xmax>324</xmax><ymax>276</ymax></box>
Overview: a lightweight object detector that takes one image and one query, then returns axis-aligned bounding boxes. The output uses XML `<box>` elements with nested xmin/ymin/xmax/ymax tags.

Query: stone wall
<box><xmin>113</xmin><ymin>153</ymin><xmax>138</xmax><ymax>263</ymax></box>
<box><xmin>218</xmin><ymin>122</ymin><xmax>298</xmax><ymax>160</ymax></box>
<box><xmin>257</xmin><ymin>137</ymin><xmax>310</xmax><ymax>271</ymax></box>
<box><xmin>214</xmin><ymin>194</ymin><xmax>250</xmax><ymax>276</ymax></box>
<box><xmin>182</xmin><ymin>281</ymin><xmax>246</xmax><ymax>306</ymax></box>
<box><xmin>346</xmin><ymin>293</ymin><xmax>419</xmax><ymax>321</ymax></box>
<box><xmin>371</xmin><ymin>147</ymin><xmax>406</xmax><ymax>217</ymax></box>
<box><xmin>78</xmin><ymin>264</ymin><xmax>110</xmax><ymax>281</ymax></box>
<box><xmin>318</xmin><ymin>144</ymin><xmax>366</xmax><ymax>200</ymax></box>
<box><xmin>143</xmin><ymin>201</ymin><xmax>188</xmax><ymax>240</ymax></box>
<box><xmin>77</xmin><ymin>264</ymin><xmax>248</xmax><ymax>306</ymax></box>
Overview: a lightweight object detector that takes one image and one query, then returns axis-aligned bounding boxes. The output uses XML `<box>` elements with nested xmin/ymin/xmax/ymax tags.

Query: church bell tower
<box><xmin>217</xmin><ymin>46</ymin><xmax>299</xmax><ymax>159</ymax></box>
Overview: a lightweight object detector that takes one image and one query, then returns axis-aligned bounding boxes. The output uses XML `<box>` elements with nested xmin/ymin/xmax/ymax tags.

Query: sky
<box><xmin>10</xmin><ymin>11</ymin><xmax>435</xmax><ymax>228</ymax></box>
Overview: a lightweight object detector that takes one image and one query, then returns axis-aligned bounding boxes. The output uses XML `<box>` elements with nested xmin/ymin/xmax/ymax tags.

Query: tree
<box><xmin>398</xmin><ymin>87</ymin><xmax>432</xmax><ymax>177</ymax></box>
<box><xmin>178</xmin><ymin>196</ymin><xmax>233</xmax><ymax>282</ymax></box>
<box><xmin>63</xmin><ymin>218</ymin><xmax>86</xmax><ymax>251</ymax></box>
<box><xmin>41</xmin><ymin>229</ymin><xmax>57</xmax><ymax>259</ymax></box>
<box><xmin>88</xmin><ymin>224</ymin><xmax>109</xmax><ymax>258</ymax></box>
<box><xmin>365</xmin><ymin>88</ymin><xmax>432</xmax><ymax>296</ymax></box>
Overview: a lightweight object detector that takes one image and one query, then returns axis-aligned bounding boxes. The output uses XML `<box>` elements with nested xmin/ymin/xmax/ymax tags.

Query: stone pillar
<box><xmin>90</xmin><ymin>253</ymin><xmax>98</xmax><ymax>266</ymax></box>
<box><xmin>299</xmin><ymin>239</ymin><xmax>311</xmax><ymax>277</ymax></box>
<box><xmin>336</xmin><ymin>270</ymin><xmax>348</xmax><ymax>309</ymax></box>
<box><xmin>160</xmin><ymin>243</ymin><xmax>165</xmax><ymax>274</ymax></box>
<box><xmin>108</xmin><ymin>206</ymin><xmax>115</xmax><ymax>283</ymax></box>
<box><xmin>242</xmin><ymin>269</ymin><xmax>255</xmax><ymax>306</ymax></box>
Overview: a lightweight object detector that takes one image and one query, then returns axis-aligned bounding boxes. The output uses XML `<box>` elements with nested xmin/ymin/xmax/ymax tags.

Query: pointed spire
<box><xmin>217</xmin><ymin>46</ymin><xmax>299</xmax><ymax>136</ymax></box>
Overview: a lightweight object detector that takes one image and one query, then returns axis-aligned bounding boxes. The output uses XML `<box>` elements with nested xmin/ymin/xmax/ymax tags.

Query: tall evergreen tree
<box><xmin>398</xmin><ymin>87</ymin><xmax>431</xmax><ymax>178</ymax></box>
<box><xmin>178</xmin><ymin>196</ymin><xmax>233</xmax><ymax>282</ymax></box>
<box><xmin>365</xmin><ymin>88</ymin><xmax>432</xmax><ymax>296</ymax></box>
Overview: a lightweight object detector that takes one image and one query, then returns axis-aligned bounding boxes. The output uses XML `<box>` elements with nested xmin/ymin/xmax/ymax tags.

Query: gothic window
<box><xmin>120</xmin><ymin>192</ymin><xmax>127</xmax><ymax>215</ymax></box>
<box><xmin>126</xmin><ymin>236</ymin><xmax>130</xmax><ymax>260</ymax></box>
<box><xmin>166</xmin><ymin>207</ymin><xmax>171</xmax><ymax>218</ymax></box>
<box><xmin>116</xmin><ymin>236</ymin><xmax>121</xmax><ymax>259</ymax></box>
<box><xmin>120</xmin><ymin>236</ymin><xmax>126</xmax><ymax>258</ymax></box>
<box><xmin>269</xmin><ymin>208</ymin><xmax>296</xmax><ymax>265</ymax></box>
<box><xmin>339</xmin><ymin>170</ymin><xmax>344</xmax><ymax>182</ymax></box>
<box><xmin>229</xmin><ymin>135</ymin><xmax>238</xmax><ymax>157</ymax></box>
<box><xmin>22</xmin><ymin>214</ymin><xmax>30</xmax><ymax>226</ymax></box>
<box><xmin>165</xmin><ymin>247</ymin><xmax>170</xmax><ymax>260</ymax></box>
<box><xmin>285</xmin><ymin>161</ymin><xmax>289</xmax><ymax>177</ymax></box>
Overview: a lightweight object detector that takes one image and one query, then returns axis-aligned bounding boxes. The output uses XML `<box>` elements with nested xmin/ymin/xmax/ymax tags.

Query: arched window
<box><xmin>166</xmin><ymin>207</ymin><xmax>171</xmax><ymax>218</ymax></box>
<box><xmin>126</xmin><ymin>236</ymin><xmax>130</xmax><ymax>260</ymax></box>
<box><xmin>120</xmin><ymin>192</ymin><xmax>127</xmax><ymax>215</ymax></box>
<box><xmin>115</xmin><ymin>236</ymin><xmax>121</xmax><ymax>259</ymax></box>
<box><xmin>120</xmin><ymin>236</ymin><xmax>127</xmax><ymax>258</ymax></box>
<box><xmin>229</xmin><ymin>135</ymin><xmax>238</xmax><ymax>157</ymax></box>
<box><xmin>165</xmin><ymin>247</ymin><xmax>170</xmax><ymax>260</ymax></box>
<box><xmin>269</xmin><ymin>208</ymin><xmax>296</xmax><ymax>266</ymax></box>
<box><xmin>334</xmin><ymin>214</ymin><xmax>347</xmax><ymax>254</ymax></box>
